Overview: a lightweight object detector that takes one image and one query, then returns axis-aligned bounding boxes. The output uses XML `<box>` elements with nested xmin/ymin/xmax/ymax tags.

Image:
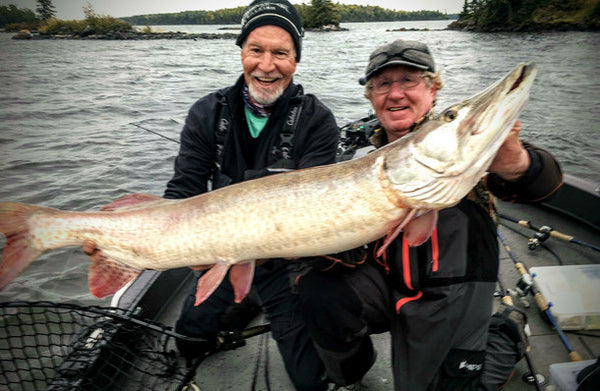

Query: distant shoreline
<box><xmin>7</xmin><ymin>30</ymin><xmax>239</xmax><ymax>40</ymax></box>
<box><xmin>5</xmin><ymin>20</ymin><xmax>598</xmax><ymax>41</ymax></box>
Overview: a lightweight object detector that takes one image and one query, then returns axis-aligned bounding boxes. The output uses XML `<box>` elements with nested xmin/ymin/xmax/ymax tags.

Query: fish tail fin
<box><xmin>0</xmin><ymin>202</ymin><xmax>47</xmax><ymax>290</ymax></box>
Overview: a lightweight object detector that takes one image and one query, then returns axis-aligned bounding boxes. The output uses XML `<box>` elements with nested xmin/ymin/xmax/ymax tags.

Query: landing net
<box><xmin>0</xmin><ymin>301</ymin><xmax>200</xmax><ymax>391</ymax></box>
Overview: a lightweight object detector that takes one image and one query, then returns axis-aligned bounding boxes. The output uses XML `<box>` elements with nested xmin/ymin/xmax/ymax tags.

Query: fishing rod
<box><xmin>130</xmin><ymin>121</ymin><xmax>181</xmax><ymax>144</ymax></box>
<box><xmin>497</xmin><ymin>230</ymin><xmax>583</xmax><ymax>362</ymax></box>
<box><xmin>499</xmin><ymin>213</ymin><xmax>600</xmax><ymax>252</ymax></box>
<box><xmin>495</xmin><ymin>275</ymin><xmax>543</xmax><ymax>391</ymax></box>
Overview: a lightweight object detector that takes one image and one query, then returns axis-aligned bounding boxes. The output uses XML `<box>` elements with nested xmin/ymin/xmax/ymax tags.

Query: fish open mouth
<box><xmin>509</xmin><ymin>65</ymin><xmax>527</xmax><ymax>93</ymax></box>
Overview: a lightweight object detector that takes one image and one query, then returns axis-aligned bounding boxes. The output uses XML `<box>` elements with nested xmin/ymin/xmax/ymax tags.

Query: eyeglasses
<box><xmin>370</xmin><ymin>73</ymin><xmax>426</xmax><ymax>95</ymax></box>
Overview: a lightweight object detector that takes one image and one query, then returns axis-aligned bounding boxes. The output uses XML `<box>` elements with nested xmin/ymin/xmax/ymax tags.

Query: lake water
<box><xmin>0</xmin><ymin>20</ymin><xmax>599</xmax><ymax>304</ymax></box>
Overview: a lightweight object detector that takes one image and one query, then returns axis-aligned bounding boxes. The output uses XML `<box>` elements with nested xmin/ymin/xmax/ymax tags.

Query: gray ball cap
<box><xmin>359</xmin><ymin>39</ymin><xmax>436</xmax><ymax>85</ymax></box>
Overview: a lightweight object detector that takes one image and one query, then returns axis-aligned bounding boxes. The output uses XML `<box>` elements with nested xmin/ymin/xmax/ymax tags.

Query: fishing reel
<box><xmin>515</xmin><ymin>273</ymin><xmax>534</xmax><ymax>297</ymax></box>
<box><xmin>527</xmin><ymin>225</ymin><xmax>552</xmax><ymax>251</ymax></box>
<box><xmin>337</xmin><ymin>114</ymin><xmax>380</xmax><ymax>162</ymax></box>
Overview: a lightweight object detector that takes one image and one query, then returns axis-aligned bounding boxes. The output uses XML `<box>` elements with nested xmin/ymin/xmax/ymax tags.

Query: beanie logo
<box><xmin>242</xmin><ymin>2</ymin><xmax>291</xmax><ymax>26</ymax></box>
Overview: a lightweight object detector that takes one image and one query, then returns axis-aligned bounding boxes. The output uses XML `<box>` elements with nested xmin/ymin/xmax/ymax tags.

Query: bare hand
<box><xmin>83</xmin><ymin>239</ymin><xmax>106</xmax><ymax>263</ymax></box>
<box><xmin>82</xmin><ymin>194</ymin><xmax>161</xmax><ymax>262</ymax></box>
<box><xmin>488</xmin><ymin>120</ymin><xmax>530</xmax><ymax>181</ymax></box>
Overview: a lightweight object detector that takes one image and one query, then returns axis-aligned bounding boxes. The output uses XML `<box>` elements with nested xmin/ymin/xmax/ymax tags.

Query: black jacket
<box><xmin>164</xmin><ymin>75</ymin><xmax>339</xmax><ymax>199</ymax></box>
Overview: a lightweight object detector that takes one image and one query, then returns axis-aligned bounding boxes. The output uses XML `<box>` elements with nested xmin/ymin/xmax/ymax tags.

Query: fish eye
<box><xmin>444</xmin><ymin>109</ymin><xmax>457</xmax><ymax>121</ymax></box>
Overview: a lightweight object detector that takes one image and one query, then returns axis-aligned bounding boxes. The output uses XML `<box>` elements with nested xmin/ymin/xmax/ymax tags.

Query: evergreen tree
<box><xmin>36</xmin><ymin>0</ymin><xmax>55</xmax><ymax>21</ymax></box>
<box><xmin>0</xmin><ymin>4</ymin><xmax>38</xmax><ymax>27</ymax></box>
<box><xmin>306</xmin><ymin>0</ymin><xmax>340</xmax><ymax>28</ymax></box>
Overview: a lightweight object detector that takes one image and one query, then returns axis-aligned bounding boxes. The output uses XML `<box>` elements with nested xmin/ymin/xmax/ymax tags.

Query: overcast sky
<box><xmin>2</xmin><ymin>1</ymin><xmax>464</xmax><ymax>20</ymax></box>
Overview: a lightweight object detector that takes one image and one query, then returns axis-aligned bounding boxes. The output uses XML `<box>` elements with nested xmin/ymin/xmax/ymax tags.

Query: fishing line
<box><xmin>250</xmin><ymin>331</ymin><xmax>271</xmax><ymax>391</ymax></box>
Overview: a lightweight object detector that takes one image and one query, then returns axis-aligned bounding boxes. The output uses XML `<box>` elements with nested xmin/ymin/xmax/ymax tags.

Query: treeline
<box><xmin>120</xmin><ymin>4</ymin><xmax>448</xmax><ymax>26</ymax></box>
<box><xmin>120</xmin><ymin>7</ymin><xmax>247</xmax><ymax>26</ymax></box>
<box><xmin>451</xmin><ymin>0</ymin><xmax>600</xmax><ymax>31</ymax></box>
<box><xmin>0</xmin><ymin>4</ymin><xmax>39</xmax><ymax>28</ymax></box>
<box><xmin>334</xmin><ymin>5</ymin><xmax>448</xmax><ymax>23</ymax></box>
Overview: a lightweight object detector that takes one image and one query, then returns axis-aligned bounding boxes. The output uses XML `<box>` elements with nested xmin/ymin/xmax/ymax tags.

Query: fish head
<box><xmin>383</xmin><ymin>63</ymin><xmax>538</xmax><ymax>208</ymax></box>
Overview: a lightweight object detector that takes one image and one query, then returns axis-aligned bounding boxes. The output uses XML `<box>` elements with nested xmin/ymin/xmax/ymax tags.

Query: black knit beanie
<box><xmin>236</xmin><ymin>0</ymin><xmax>304</xmax><ymax>62</ymax></box>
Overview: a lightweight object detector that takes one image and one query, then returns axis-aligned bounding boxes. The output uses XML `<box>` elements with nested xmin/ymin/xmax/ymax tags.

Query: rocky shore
<box><xmin>447</xmin><ymin>19</ymin><xmax>600</xmax><ymax>32</ymax></box>
<box><xmin>10</xmin><ymin>29</ymin><xmax>238</xmax><ymax>40</ymax></box>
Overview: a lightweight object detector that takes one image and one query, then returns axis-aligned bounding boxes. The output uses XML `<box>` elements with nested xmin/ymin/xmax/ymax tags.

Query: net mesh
<box><xmin>0</xmin><ymin>301</ymin><xmax>198</xmax><ymax>391</ymax></box>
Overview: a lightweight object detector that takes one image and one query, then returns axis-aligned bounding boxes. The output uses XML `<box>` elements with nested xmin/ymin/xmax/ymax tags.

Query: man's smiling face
<box><xmin>241</xmin><ymin>25</ymin><xmax>297</xmax><ymax>105</ymax></box>
<box><xmin>369</xmin><ymin>66</ymin><xmax>438</xmax><ymax>142</ymax></box>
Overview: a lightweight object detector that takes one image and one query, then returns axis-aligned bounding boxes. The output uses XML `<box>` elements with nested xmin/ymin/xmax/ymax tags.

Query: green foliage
<box><xmin>38</xmin><ymin>18</ymin><xmax>86</xmax><ymax>34</ymax></box>
<box><xmin>36</xmin><ymin>0</ymin><xmax>55</xmax><ymax>21</ymax></box>
<box><xmin>81</xmin><ymin>4</ymin><xmax>132</xmax><ymax>33</ymax></box>
<box><xmin>120</xmin><ymin>3</ymin><xmax>448</xmax><ymax>26</ymax></box>
<box><xmin>38</xmin><ymin>4</ymin><xmax>132</xmax><ymax>35</ymax></box>
<box><xmin>455</xmin><ymin>0</ymin><xmax>599</xmax><ymax>29</ymax></box>
<box><xmin>302</xmin><ymin>0</ymin><xmax>340</xmax><ymax>28</ymax></box>
<box><xmin>589</xmin><ymin>1</ymin><xmax>600</xmax><ymax>19</ymax></box>
<box><xmin>121</xmin><ymin>6</ymin><xmax>246</xmax><ymax>25</ymax></box>
<box><xmin>0</xmin><ymin>4</ymin><xmax>38</xmax><ymax>28</ymax></box>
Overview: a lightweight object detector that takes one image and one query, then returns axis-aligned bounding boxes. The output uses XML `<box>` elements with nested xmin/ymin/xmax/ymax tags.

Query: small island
<box><xmin>448</xmin><ymin>0</ymin><xmax>600</xmax><ymax>32</ymax></box>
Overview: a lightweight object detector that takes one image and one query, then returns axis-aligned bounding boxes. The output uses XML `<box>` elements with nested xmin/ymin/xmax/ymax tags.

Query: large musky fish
<box><xmin>0</xmin><ymin>63</ymin><xmax>537</xmax><ymax>305</ymax></box>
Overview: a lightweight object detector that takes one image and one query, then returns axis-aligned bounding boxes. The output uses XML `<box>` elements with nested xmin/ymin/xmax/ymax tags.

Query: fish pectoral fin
<box><xmin>229</xmin><ymin>261</ymin><xmax>255</xmax><ymax>304</ymax></box>
<box><xmin>194</xmin><ymin>261</ymin><xmax>230</xmax><ymax>306</ymax></box>
<box><xmin>404</xmin><ymin>210</ymin><xmax>438</xmax><ymax>247</ymax></box>
<box><xmin>376</xmin><ymin>210</ymin><xmax>439</xmax><ymax>257</ymax></box>
<box><xmin>377</xmin><ymin>209</ymin><xmax>417</xmax><ymax>258</ymax></box>
<box><xmin>88</xmin><ymin>257</ymin><xmax>142</xmax><ymax>298</ymax></box>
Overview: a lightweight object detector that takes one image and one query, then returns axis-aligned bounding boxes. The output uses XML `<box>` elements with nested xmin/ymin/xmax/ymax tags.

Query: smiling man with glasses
<box><xmin>359</xmin><ymin>39</ymin><xmax>443</xmax><ymax>142</ymax></box>
<box><xmin>297</xmin><ymin>39</ymin><xmax>562</xmax><ymax>391</ymax></box>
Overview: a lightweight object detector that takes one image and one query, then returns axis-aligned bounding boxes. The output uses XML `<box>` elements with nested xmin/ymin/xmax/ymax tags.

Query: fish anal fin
<box><xmin>229</xmin><ymin>261</ymin><xmax>255</xmax><ymax>303</ymax></box>
<box><xmin>194</xmin><ymin>261</ymin><xmax>230</xmax><ymax>306</ymax></box>
<box><xmin>404</xmin><ymin>210</ymin><xmax>438</xmax><ymax>247</ymax></box>
<box><xmin>88</xmin><ymin>257</ymin><xmax>142</xmax><ymax>298</ymax></box>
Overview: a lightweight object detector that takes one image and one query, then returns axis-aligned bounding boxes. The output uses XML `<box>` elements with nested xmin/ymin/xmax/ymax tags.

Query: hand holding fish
<box><xmin>488</xmin><ymin>120</ymin><xmax>531</xmax><ymax>181</ymax></box>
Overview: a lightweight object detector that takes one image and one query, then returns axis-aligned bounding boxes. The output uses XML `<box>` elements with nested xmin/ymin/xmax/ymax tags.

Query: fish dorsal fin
<box><xmin>88</xmin><ymin>257</ymin><xmax>142</xmax><ymax>298</ymax></box>
<box><xmin>229</xmin><ymin>261</ymin><xmax>255</xmax><ymax>303</ymax></box>
<box><xmin>99</xmin><ymin>193</ymin><xmax>168</xmax><ymax>212</ymax></box>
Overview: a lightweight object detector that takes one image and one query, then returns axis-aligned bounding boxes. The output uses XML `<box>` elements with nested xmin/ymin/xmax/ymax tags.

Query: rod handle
<box><xmin>550</xmin><ymin>230</ymin><xmax>574</xmax><ymax>242</ymax></box>
<box><xmin>533</xmin><ymin>292</ymin><xmax>548</xmax><ymax>311</ymax></box>
<box><xmin>569</xmin><ymin>351</ymin><xmax>583</xmax><ymax>361</ymax></box>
